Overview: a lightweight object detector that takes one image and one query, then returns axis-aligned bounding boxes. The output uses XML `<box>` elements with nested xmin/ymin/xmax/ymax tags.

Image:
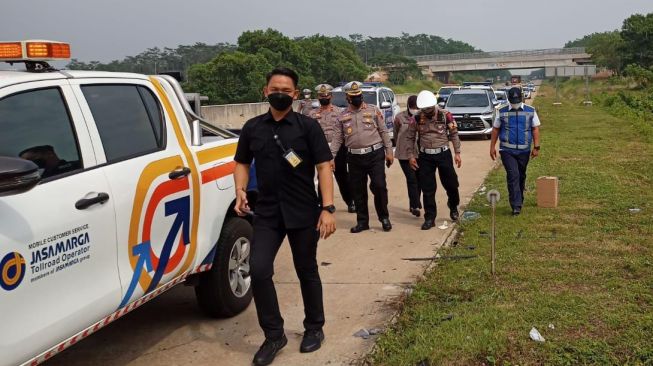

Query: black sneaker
<box><xmin>348</xmin><ymin>202</ymin><xmax>356</xmax><ymax>213</ymax></box>
<box><xmin>410</xmin><ymin>208</ymin><xmax>421</xmax><ymax>217</ymax></box>
<box><xmin>421</xmin><ymin>220</ymin><xmax>435</xmax><ymax>230</ymax></box>
<box><xmin>253</xmin><ymin>334</ymin><xmax>287</xmax><ymax>366</ymax></box>
<box><xmin>512</xmin><ymin>207</ymin><xmax>521</xmax><ymax>216</ymax></box>
<box><xmin>450</xmin><ymin>209</ymin><xmax>459</xmax><ymax>221</ymax></box>
<box><xmin>300</xmin><ymin>329</ymin><xmax>325</xmax><ymax>353</ymax></box>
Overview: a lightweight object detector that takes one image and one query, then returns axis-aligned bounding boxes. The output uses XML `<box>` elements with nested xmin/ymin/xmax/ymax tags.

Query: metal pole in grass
<box><xmin>487</xmin><ymin>190</ymin><xmax>501</xmax><ymax>275</ymax></box>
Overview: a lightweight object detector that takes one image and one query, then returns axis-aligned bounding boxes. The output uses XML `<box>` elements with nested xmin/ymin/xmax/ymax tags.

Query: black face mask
<box><xmin>318</xmin><ymin>98</ymin><xmax>330</xmax><ymax>106</ymax></box>
<box><xmin>268</xmin><ymin>92</ymin><xmax>294</xmax><ymax>111</ymax></box>
<box><xmin>349</xmin><ymin>95</ymin><xmax>363</xmax><ymax>107</ymax></box>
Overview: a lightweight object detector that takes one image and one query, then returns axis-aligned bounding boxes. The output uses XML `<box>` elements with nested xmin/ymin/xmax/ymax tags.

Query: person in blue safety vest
<box><xmin>489</xmin><ymin>86</ymin><xmax>541</xmax><ymax>216</ymax></box>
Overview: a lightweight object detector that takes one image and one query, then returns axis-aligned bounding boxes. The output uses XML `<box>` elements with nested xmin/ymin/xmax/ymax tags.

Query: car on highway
<box><xmin>331</xmin><ymin>82</ymin><xmax>400</xmax><ymax>141</ymax></box>
<box><xmin>494</xmin><ymin>90</ymin><xmax>508</xmax><ymax>106</ymax></box>
<box><xmin>0</xmin><ymin>40</ymin><xmax>253</xmax><ymax>366</ymax></box>
<box><xmin>444</xmin><ymin>89</ymin><xmax>496</xmax><ymax>139</ymax></box>
<box><xmin>435</xmin><ymin>85</ymin><xmax>461</xmax><ymax>104</ymax></box>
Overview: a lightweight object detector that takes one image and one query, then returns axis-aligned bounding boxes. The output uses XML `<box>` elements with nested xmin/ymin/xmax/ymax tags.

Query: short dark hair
<box><xmin>407</xmin><ymin>95</ymin><xmax>418</xmax><ymax>109</ymax></box>
<box><xmin>266</xmin><ymin>67</ymin><xmax>299</xmax><ymax>88</ymax></box>
<box><xmin>19</xmin><ymin>145</ymin><xmax>54</xmax><ymax>157</ymax></box>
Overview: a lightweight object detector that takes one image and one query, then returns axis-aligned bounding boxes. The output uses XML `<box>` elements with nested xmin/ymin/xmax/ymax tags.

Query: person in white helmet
<box><xmin>406</xmin><ymin>90</ymin><xmax>462</xmax><ymax>230</ymax></box>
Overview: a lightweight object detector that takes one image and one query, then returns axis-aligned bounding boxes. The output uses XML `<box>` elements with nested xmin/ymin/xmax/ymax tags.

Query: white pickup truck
<box><xmin>0</xmin><ymin>40</ymin><xmax>252</xmax><ymax>366</ymax></box>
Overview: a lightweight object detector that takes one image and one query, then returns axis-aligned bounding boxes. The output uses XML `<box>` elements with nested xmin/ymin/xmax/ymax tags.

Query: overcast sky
<box><xmin>2</xmin><ymin>0</ymin><xmax>652</xmax><ymax>62</ymax></box>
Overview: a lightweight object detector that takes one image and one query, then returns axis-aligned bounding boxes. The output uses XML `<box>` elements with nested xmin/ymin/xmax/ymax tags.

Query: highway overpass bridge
<box><xmin>411</xmin><ymin>47</ymin><xmax>592</xmax><ymax>82</ymax></box>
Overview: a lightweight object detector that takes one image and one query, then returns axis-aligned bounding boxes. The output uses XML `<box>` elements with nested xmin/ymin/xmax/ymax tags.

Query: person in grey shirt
<box><xmin>393</xmin><ymin>95</ymin><xmax>422</xmax><ymax>217</ymax></box>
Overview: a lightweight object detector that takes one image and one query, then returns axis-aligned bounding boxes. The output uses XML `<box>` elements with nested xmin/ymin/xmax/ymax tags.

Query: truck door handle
<box><xmin>75</xmin><ymin>192</ymin><xmax>110</xmax><ymax>210</ymax></box>
<box><xmin>169</xmin><ymin>167</ymin><xmax>191</xmax><ymax>180</ymax></box>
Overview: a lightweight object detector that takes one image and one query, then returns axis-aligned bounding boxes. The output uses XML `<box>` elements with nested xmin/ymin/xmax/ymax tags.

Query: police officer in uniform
<box><xmin>490</xmin><ymin>86</ymin><xmax>541</xmax><ymax>216</ymax></box>
<box><xmin>298</xmin><ymin>88</ymin><xmax>314</xmax><ymax>115</ymax></box>
<box><xmin>394</xmin><ymin>95</ymin><xmax>422</xmax><ymax>217</ymax></box>
<box><xmin>331</xmin><ymin>81</ymin><xmax>394</xmax><ymax>233</ymax></box>
<box><xmin>308</xmin><ymin>84</ymin><xmax>355</xmax><ymax>212</ymax></box>
<box><xmin>234</xmin><ymin>67</ymin><xmax>336</xmax><ymax>365</ymax></box>
<box><xmin>407</xmin><ymin>90</ymin><xmax>462</xmax><ymax>230</ymax></box>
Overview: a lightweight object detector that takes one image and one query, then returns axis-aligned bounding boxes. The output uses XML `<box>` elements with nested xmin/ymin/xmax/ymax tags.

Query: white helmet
<box><xmin>416</xmin><ymin>90</ymin><xmax>438</xmax><ymax>109</ymax></box>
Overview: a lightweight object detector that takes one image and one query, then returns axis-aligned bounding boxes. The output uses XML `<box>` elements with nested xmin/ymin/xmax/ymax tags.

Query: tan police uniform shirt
<box><xmin>393</xmin><ymin>110</ymin><xmax>418</xmax><ymax>160</ymax></box>
<box><xmin>331</xmin><ymin>102</ymin><xmax>393</xmax><ymax>156</ymax></box>
<box><xmin>308</xmin><ymin>104</ymin><xmax>342</xmax><ymax>144</ymax></box>
<box><xmin>298</xmin><ymin>99</ymin><xmax>313</xmax><ymax>116</ymax></box>
<box><xmin>406</xmin><ymin>108</ymin><xmax>461</xmax><ymax>159</ymax></box>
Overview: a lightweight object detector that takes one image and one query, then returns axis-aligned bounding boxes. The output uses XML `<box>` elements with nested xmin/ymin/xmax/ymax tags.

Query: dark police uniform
<box><xmin>234</xmin><ymin>110</ymin><xmax>333</xmax><ymax>341</ymax></box>
<box><xmin>407</xmin><ymin>108</ymin><xmax>461</xmax><ymax>228</ymax></box>
<box><xmin>331</xmin><ymin>81</ymin><xmax>393</xmax><ymax>232</ymax></box>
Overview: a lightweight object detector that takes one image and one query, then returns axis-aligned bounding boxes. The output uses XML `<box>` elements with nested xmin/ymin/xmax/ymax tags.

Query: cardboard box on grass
<box><xmin>536</xmin><ymin>176</ymin><xmax>558</xmax><ymax>208</ymax></box>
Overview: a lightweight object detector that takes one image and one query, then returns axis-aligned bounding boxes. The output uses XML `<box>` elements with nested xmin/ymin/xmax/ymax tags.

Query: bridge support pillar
<box><xmin>434</xmin><ymin>71</ymin><xmax>452</xmax><ymax>84</ymax></box>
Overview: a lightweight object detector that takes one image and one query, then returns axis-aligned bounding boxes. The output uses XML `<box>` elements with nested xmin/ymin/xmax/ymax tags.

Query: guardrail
<box><xmin>411</xmin><ymin>47</ymin><xmax>587</xmax><ymax>62</ymax></box>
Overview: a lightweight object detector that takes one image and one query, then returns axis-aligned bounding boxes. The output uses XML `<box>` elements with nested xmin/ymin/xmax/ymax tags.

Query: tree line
<box><xmin>67</xmin><ymin>30</ymin><xmax>479</xmax><ymax>104</ymax></box>
<box><xmin>565</xmin><ymin>12</ymin><xmax>653</xmax><ymax>77</ymax></box>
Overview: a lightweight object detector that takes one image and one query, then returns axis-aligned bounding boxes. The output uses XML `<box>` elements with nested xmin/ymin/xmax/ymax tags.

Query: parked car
<box><xmin>494</xmin><ymin>90</ymin><xmax>508</xmax><ymax>106</ymax></box>
<box><xmin>331</xmin><ymin>82</ymin><xmax>400</xmax><ymax>141</ymax></box>
<box><xmin>435</xmin><ymin>85</ymin><xmax>461</xmax><ymax>104</ymax></box>
<box><xmin>445</xmin><ymin>89</ymin><xmax>496</xmax><ymax>139</ymax></box>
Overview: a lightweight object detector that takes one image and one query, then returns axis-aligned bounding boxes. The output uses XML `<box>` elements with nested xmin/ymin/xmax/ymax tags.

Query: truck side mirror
<box><xmin>438</xmin><ymin>102</ymin><xmax>446</xmax><ymax>108</ymax></box>
<box><xmin>0</xmin><ymin>157</ymin><xmax>41</xmax><ymax>197</ymax></box>
<box><xmin>380</xmin><ymin>101</ymin><xmax>392</xmax><ymax>109</ymax></box>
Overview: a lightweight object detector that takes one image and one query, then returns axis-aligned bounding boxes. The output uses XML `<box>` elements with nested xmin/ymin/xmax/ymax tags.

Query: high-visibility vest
<box><xmin>497</xmin><ymin>105</ymin><xmax>536</xmax><ymax>151</ymax></box>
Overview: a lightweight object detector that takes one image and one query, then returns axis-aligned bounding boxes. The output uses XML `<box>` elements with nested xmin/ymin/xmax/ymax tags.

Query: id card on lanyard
<box><xmin>273</xmin><ymin>125</ymin><xmax>303</xmax><ymax>168</ymax></box>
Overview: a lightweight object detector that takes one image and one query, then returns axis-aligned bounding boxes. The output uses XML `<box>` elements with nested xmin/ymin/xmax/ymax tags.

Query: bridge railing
<box><xmin>411</xmin><ymin>47</ymin><xmax>587</xmax><ymax>62</ymax></box>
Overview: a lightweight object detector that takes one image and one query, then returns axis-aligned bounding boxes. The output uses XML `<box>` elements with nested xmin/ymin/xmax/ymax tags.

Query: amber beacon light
<box><xmin>0</xmin><ymin>40</ymin><xmax>71</xmax><ymax>61</ymax></box>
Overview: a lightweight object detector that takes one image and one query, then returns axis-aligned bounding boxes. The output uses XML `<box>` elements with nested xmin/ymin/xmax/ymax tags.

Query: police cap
<box><xmin>344</xmin><ymin>81</ymin><xmax>363</xmax><ymax>96</ymax></box>
<box><xmin>508</xmin><ymin>87</ymin><xmax>522</xmax><ymax>104</ymax></box>
<box><xmin>315</xmin><ymin>84</ymin><xmax>334</xmax><ymax>96</ymax></box>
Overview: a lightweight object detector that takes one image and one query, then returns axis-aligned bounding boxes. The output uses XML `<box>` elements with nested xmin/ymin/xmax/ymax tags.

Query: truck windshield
<box><xmin>447</xmin><ymin>94</ymin><xmax>489</xmax><ymax>107</ymax></box>
<box><xmin>332</xmin><ymin>91</ymin><xmax>377</xmax><ymax>108</ymax></box>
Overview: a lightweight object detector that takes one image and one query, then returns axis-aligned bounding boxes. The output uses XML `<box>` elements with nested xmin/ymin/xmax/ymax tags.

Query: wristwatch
<box><xmin>322</xmin><ymin>205</ymin><xmax>336</xmax><ymax>214</ymax></box>
<box><xmin>534</xmin><ymin>145</ymin><xmax>541</xmax><ymax>150</ymax></box>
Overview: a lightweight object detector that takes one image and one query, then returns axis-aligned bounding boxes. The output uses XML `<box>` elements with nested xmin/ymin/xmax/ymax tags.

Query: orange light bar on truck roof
<box><xmin>0</xmin><ymin>40</ymin><xmax>71</xmax><ymax>61</ymax></box>
<box><xmin>0</xmin><ymin>42</ymin><xmax>23</xmax><ymax>59</ymax></box>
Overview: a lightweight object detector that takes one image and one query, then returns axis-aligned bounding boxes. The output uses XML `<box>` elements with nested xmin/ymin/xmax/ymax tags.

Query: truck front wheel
<box><xmin>195</xmin><ymin>217</ymin><xmax>253</xmax><ymax>317</ymax></box>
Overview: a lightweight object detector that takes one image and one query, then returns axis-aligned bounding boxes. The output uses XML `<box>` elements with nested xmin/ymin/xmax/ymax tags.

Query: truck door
<box><xmin>71</xmin><ymin>78</ymin><xmax>200</xmax><ymax>308</ymax></box>
<box><xmin>0</xmin><ymin>82</ymin><xmax>120</xmax><ymax>365</ymax></box>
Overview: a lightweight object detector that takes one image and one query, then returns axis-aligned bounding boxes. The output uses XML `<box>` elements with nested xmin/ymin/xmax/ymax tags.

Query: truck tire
<box><xmin>195</xmin><ymin>217</ymin><xmax>253</xmax><ymax>317</ymax></box>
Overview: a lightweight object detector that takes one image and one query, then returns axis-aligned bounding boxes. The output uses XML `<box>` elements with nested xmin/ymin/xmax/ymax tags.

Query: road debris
<box><xmin>438</xmin><ymin>220</ymin><xmax>449</xmax><ymax>230</ymax></box>
<box><xmin>529</xmin><ymin>327</ymin><xmax>546</xmax><ymax>343</ymax></box>
<box><xmin>461</xmin><ymin>211</ymin><xmax>481</xmax><ymax>222</ymax></box>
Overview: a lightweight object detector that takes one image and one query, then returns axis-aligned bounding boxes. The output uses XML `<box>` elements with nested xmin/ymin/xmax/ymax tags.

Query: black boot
<box><xmin>253</xmin><ymin>334</ymin><xmax>287</xmax><ymax>366</ymax></box>
<box><xmin>300</xmin><ymin>329</ymin><xmax>325</xmax><ymax>353</ymax></box>
<box><xmin>421</xmin><ymin>220</ymin><xmax>435</xmax><ymax>230</ymax></box>
<box><xmin>350</xmin><ymin>223</ymin><xmax>370</xmax><ymax>233</ymax></box>
<box><xmin>381</xmin><ymin>218</ymin><xmax>392</xmax><ymax>232</ymax></box>
<box><xmin>450</xmin><ymin>209</ymin><xmax>459</xmax><ymax>221</ymax></box>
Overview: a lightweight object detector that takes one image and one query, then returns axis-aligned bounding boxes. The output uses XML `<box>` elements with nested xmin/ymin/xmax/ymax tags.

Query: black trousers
<box><xmin>334</xmin><ymin>145</ymin><xmax>353</xmax><ymax>205</ymax></box>
<box><xmin>500</xmin><ymin>151</ymin><xmax>530</xmax><ymax>209</ymax></box>
<box><xmin>347</xmin><ymin>148</ymin><xmax>389</xmax><ymax>225</ymax></box>
<box><xmin>318</xmin><ymin>145</ymin><xmax>353</xmax><ymax>207</ymax></box>
<box><xmin>417</xmin><ymin>150</ymin><xmax>460</xmax><ymax>221</ymax></box>
<box><xmin>399</xmin><ymin>159</ymin><xmax>422</xmax><ymax>210</ymax></box>
<box><xmin>250</xmin><ymin>223</ymin><xmax>324</xmax><ymax>340</ymax></box>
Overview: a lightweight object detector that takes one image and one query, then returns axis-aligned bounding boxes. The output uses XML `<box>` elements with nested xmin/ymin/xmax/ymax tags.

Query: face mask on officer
<box><xmin>409</xmin><ymin>108</ymin><xmax>419</xmax><ymax>116</ymax></box>
<box><xmin>268</xmin><ymin>92</ymin><xmax>294</xmax><ymax>111</ymax></box>
<box><xmin>349</xmin><ymin>95</ymin><xmax>363</xmax><ymax>107</ymax></box>
<box><xmin>421</xmin><ymin>107</ymin><xmax>436</xmax><ymax>119</ymax></box>
<box><xmin>318</xmin><ymin>96</ymin><xmax>331</xmax><ymax>106</ymax></box>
